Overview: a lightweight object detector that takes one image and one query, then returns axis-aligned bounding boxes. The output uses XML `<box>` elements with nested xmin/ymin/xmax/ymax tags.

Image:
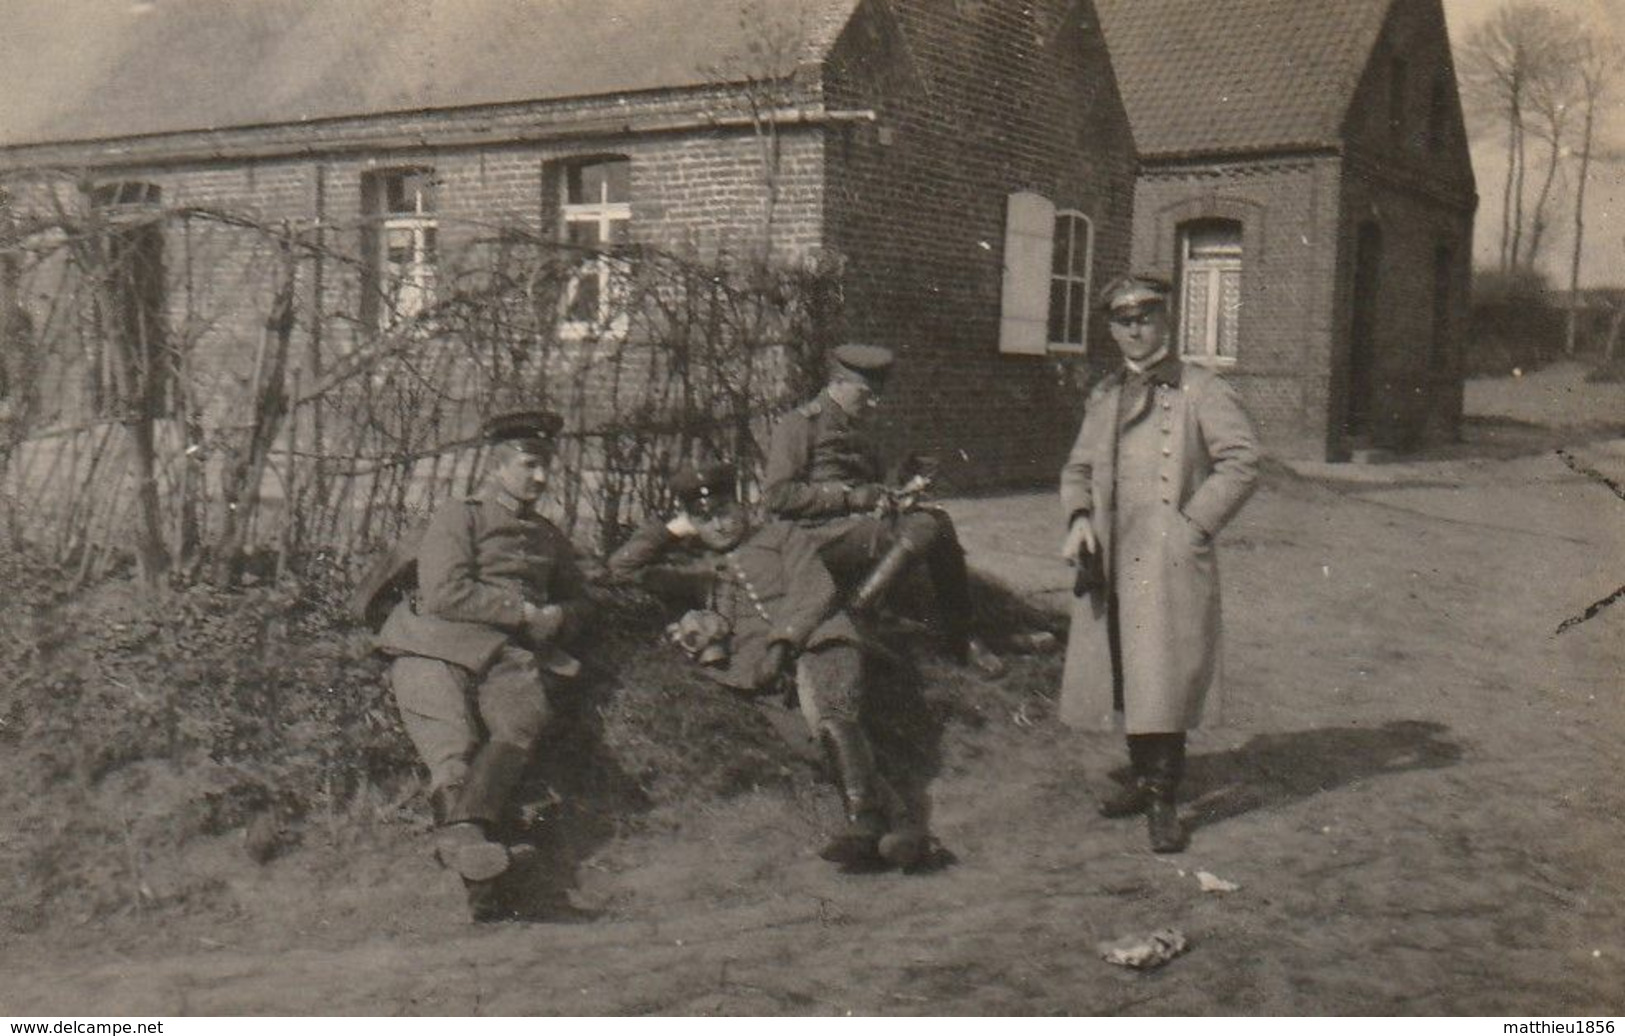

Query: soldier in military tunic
<box><xmin>763</xmin><ymin>344</ymin><xmax>1003</xmax><ymax>677</ymax></box>
<box><xmin>608</xmin><ymin>462</ymin><xmax>928</xmax><ymax>870</ymax></box>
<box><xmin>375</xmin><ymin>410</ymin><xmax>591</xmax><ymax>917</ymax></box>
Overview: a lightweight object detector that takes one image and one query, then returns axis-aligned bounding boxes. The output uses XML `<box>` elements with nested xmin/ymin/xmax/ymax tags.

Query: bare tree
<box><xmin>1565</xmin><ymin>34</ymin><xmax>1620</xmax><ymax>355</ymax></box>
<box><xmin>1459</xmin><ymin>1</ymin><xmax>1575</xmax><ymax>273</ymax></box>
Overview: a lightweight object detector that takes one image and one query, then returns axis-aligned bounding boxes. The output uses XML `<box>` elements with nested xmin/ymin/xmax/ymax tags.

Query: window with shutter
<box><xmin>1047</xmin><ymin>210</ymin><xmax>1094</xmax><ymax>354</ymax></box>
<box><xmin>998</xmin><ymin>192</ymin><xmax>1056</xmax><ymax>356</ymax></box>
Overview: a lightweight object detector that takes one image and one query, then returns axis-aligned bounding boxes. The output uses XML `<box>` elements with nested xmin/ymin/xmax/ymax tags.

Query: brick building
<box><xmin>0</xmin><ymin>0</ymin><xmax>1136</xmax><ymax>489</ymax></box>
<box><xmin>1099</xmin><ymin>0</ymin><xmax>1477</xmax><ymax>460</ymax></box>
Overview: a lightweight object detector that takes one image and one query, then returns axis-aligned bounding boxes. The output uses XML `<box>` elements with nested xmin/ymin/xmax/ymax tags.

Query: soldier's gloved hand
<box><xmin>522</xmin><ymin>602</ymin><xmax>567</xmax><ymax>644</ymax></box>
<box><xmin>666</xmin><ymin>512</ymin><xmax>700</xmax><ymax>539</ymax></box>
<box><xmin>845</xmin><ymin>483</ymin><xmax>887</xmax><ymax>513</ymax></box>
<box><xmin>1061</xmin><ymin>515</ymin><xmax>1098</xmax><ymax>563</ymax></box>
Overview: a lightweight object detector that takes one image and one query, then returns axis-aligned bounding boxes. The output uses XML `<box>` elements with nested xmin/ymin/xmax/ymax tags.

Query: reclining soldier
<box><xmin>763</xmin><ymin>343</ymin><xmax>1004</xmax><ymax>678</ymax></box>
<box><xmin>607</xmin><ymin>461</ymin><xmax>928</xmax><ymax>870</ymax></box>
<box><xmin>374</xmin><ymin>409</ymin><xmax>591</xmax><ymax>920</ymax></box>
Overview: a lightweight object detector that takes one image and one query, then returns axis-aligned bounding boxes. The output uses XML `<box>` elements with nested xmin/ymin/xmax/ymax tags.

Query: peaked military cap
<box><xmin>482</xmin><ymin>408</ymin><xmax>564</xmax><ymax>450</ymax></box>
<box><xmin>670</xmin><ymin>460</ymin><xmax>736</xmax><ymax>506</ymax></box>
<box><xmin>830</xmin><ymin>343</ymin><xmax>896</xmax><ymax>387</ymax></box>
<box><xmin>1100</xmin><ymin>274</ymin><xmax>1172</xmax><ymax>315</ymax></box>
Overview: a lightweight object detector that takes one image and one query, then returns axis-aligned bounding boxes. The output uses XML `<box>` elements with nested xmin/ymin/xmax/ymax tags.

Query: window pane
<box><xmin>567</xmin><ymin>159</ymin><xmax>629</xmax><ymax>205</ymax></box>
<box><xmin>421</xmin><ymin>226</ymin><xmax>438</xmax><ymax>264</ymax></box>
<box><xmin>603</xmin><ymin>215</ymin><xmax>629</xmax><ymax>245</ymax></box>
<box><xmin>567</xmin><ymin>270</ymin><xmax>601</xmax><ymax>323</ymax></box>
<box><xmin>1047</xmin><ymin>279</ymin><xmax>1068</xmax><ymax>343</ymax></box>
<box><xmin>603</xmin><ymin>159</ymin><xmax>630</xmax><ymax>204</ymax></box>
<box><xmin>1052</xmin><ymin>216</ymin><xmax>1072</xmax><ymax>276</ymax></box>
<box><xmin>1182</xmin><ymin>274</ymin><xmax>1210</xmax><ymax>354</ymax></box>
<box><xmin>1070</xmin><ymin>217</ymin><xmax>1090</xmax><ymax>277</ymax></box>
<box><xmin>1217</xmin><ymin>269</ymin><xmax>1242</xmax><ymax>358</ymax></box>
<box><xmin>385</xmin><ymin>175</ymin><xmax>409</xmax><ymax>215</ymax></box>
<box><xmin>566</xmin><ymin>220</ymin><xmax>601</xmax><ymax>248</ymax></box>
<box><xmin>1067</xmin><ymin>281</ymin><xmax>1087</xmax><ymax>344</ymax></box>
<box><xmin>1187</xmin><ymin>223</ymin><xmax>1241</xmax><ymax>259</ymax></box>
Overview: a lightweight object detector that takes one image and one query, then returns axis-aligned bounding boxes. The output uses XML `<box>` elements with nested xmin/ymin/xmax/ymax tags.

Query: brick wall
<box><xmin>5</xmin><ymin>97</ymin><xmax>828</xmax><ymax>432</ymax></box>
<box><xmin>1335</xmin><ymin>0</ymin><xmax>1475</xmax><ymax>455</ymax></box>
<box><xmin>818</xmin><ymin>0</ymin><xmax>1138</xmax><ymax>490</ymax></box>
<box><xmin>1133</xmin><ymin>156</ymin><xmax>1344</xmax><ymax>459</ymax></box>
<box><xmin>1128</xmin><ymin>0</ymin><xmax>1475</xmax><ymax>461</ymax></box>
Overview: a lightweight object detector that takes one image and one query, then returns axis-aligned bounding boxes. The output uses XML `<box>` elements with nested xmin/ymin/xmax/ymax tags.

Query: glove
<box><xmin>1060</xmin><ymin>515</ymin><xmax>1097</xmax><ymax>564</ymax></box>
<box><xmin>845</xmin><ymin>483</ymin><xmax>887</xmax><ymax>513</ymax></box>
<box><xmin>523</xmin><ymin>602</ymin><xmax>567</xmax><ymax>645</ymax></box>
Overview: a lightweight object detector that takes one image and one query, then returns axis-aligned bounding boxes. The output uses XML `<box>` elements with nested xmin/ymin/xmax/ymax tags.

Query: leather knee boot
<box><xmin>849</xmin><ymin>541</ymin><xmax>917</xmax><ymax>615</ymax></box>
<box><xmin>817</xmin><ymin>719</ymin><xmax>886</xmax><ymax>866</ymax></box>
<box><xmin>1143</xmin><ymin>735</ymin><xmax>1188</xmax><ymax>854</ymax></box>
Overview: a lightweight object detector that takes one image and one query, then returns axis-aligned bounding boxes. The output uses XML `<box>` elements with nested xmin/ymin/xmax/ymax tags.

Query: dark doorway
<box><xmin>1346</xmin><ymin>221</ymin><xmax>1382</xmax><ymax>439</ymax></box>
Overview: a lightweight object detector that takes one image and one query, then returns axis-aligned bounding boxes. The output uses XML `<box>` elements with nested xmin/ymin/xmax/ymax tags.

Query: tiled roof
<box><xmin>0</xmin><ymin>0</ymin><xmax>861</xmax><ymax>148</ymax></box>
<box><xmin>1097</xmin><ymin>0</ymin><xmax>1395</xmax><ymax>158</ymax></box>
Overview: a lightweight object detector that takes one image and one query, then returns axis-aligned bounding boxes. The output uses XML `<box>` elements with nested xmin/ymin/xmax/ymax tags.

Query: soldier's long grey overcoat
<box><xmin>1058</xmin><ymin>359</ymin><xmax>1259</xmax><ymax>733</ymax></box>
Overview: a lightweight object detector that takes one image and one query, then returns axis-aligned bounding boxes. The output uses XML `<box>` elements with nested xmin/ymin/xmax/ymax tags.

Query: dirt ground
<box><xmin>2</xmin><ymin>368</ymin><xmax>1622</xmax><ymax>1016</ymax></box>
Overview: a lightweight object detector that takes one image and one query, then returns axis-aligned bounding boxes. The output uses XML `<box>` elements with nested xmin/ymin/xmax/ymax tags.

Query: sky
<box><xmin>1442</xmin><ymin>0</ymin><xmax>1625</xmax><ymax>287</ymax></box>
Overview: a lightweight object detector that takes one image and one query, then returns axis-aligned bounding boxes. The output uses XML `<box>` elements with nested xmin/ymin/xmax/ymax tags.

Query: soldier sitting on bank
<box><xmin>607</xmin><ymin>461</ymin><xmax>929</xmax><ymax>870</ymax></box>
<box><xmin>374</xmin><ymin>410</ymin><xmax>592</xmax><ymax>920</ymax></box>
<box><xmin>763</xmin><ymin>343</ymin><xmax>1004</xmax><ymax>678</ymax></box>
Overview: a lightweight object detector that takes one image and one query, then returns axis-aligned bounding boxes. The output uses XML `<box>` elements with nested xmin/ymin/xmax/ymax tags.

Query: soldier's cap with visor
<box><xmin>669</xmin><ymin>460</ymin><xmax>737</xmax><ymax>510</ymax></box>
<box><xmin>1100</xmin><ymin>274</ymin><xmax>1173</xmax><ymax>318</ymax></box>
<box><xmin>828</xmin><ymin>343</ymin><xmax>895</xmax><ymax>390</ymax></box>
<box><xmin>482</xmin><ymin>409</ymin><xmax>564</xmax><ymax>454</ymax></box>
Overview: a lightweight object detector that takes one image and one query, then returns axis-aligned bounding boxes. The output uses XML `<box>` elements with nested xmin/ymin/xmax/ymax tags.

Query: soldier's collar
<box><xmin>481</xmin><ymin>483</ymin><xmax>533</xmax><ymax>516</ymax></box>
<box><xmin>1122</xmin><ymin>352</ymin><xmax>1182</xmax><ymax>387</ymax></box>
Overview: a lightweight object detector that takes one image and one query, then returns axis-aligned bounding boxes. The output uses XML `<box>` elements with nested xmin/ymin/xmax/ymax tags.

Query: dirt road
<box><xmin>2</xmin><ymin>419</ymin><xmax>1621</xmax><ymax>1016</ymax></box>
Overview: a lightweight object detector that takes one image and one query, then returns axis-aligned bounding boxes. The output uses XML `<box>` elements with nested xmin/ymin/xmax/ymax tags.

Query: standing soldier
<box><xmin>1058</xmin><ymin>276</ymin><xmax>1259</xmax><ymax>853</ymax></box>
<box><xmin>375</xmin><ymin>410</ymin><xmax>591</xmax><ymax>918</ymax></box>
<box><xmin>764</xmin><ymin>344</ymin><xmax>1003</xmax><ymax>677</ymax></box>
<box><xmin>608</xmin><ymin>462</ymin><xmax>929</xmax><ymax>870</ymax></box>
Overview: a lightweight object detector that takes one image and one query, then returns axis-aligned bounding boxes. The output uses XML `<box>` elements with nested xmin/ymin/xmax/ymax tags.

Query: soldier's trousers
<box><xmin>389</xmin><ymin>644</ymin><xmax>553</xmax><ymax>795</ymax></box>
<box><xmin>794</xmin><ymin>643</ymin><xmax>864</xmax><ymax>731</ymax></box>
<box><xmin>813</xmin><ymin>508</ymin><xmax>973</xmax><ymax>637</ymax></box>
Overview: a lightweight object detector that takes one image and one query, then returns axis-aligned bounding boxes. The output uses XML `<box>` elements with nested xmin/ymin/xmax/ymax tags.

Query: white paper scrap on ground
<box><xmin>1098</xmin><ymin>928</ymin><xmax>1191</xmax><ymax>969</ymax></box>
<box><xmin>1196</xmin><ymin>870</ymin><xmax>1240</xmax><ymax>893</ymax></box>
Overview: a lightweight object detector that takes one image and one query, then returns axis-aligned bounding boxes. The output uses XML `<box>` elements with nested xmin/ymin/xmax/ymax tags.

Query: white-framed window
<box><xmin>364</xmin><ymin>168</ymin><xmax>438</xmax><ymax>329</ymax></box>
<box><xmin>998</xmin><ymin>192</ymin><xmax>1094</xmax><ymax>356</ymax></box>
<box><xmin>560</xmin><ymin>157</ymin><xmax>631</xmax><ymax>336</ymax></box>
<box><xmin>1047</xmin><ymin>210</ymin><xmax>1094</xmax><ymax>353</ymax></box>
<box><xmin>1177</xmin><ymin>220</ymin><xmax>1242</xmax><ymax>365</ymax></box>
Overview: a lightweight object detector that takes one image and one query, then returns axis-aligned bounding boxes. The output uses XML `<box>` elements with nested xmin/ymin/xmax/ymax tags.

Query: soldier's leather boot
<box><xmin>437</xmin><ymin>741</ymin><xmax>530</xmax><ymax>881</ymax></box>
<box><xmin>817</xmin><ymin>719</ymin><xmax>886</xmax><ymax>866</ymax></box>
<box><xmin>874</xmin><ymin>773</ymin><xmax>929</xmax><ymax>870</ymax></box>
<box><xmin>463</xmin><ymin>877</ymin><xmax>509</xmax><ymax>923</ymax></box>
<box><xmin>849</xmin><ymin>541</ymin><xmax>917</xmax><ymax>615</ymax></box>
<box><xmin>1099</xmin><ymin>736</ymin><xmax>1152</xmax><ymax>818</ymax></box>
<box><xmin>1097</xmin><ymin>780</ymin><xmax>1151</xmax><ymax>819</ymax></box>
<box><xmin>1143</xmin><ymin>736</ymin><xmax>1188</xmax><ymax>854</ymax></box>
<box><xmin>429</xmin><ymin>781</ymin><xmax>464</xmax><ymax>827</ymax></box>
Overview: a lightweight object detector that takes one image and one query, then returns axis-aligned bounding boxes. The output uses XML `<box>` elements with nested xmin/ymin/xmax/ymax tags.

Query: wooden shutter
<box><xmin>999</xmin><ymin>191</ymin><xmax>1056</xmax><ymax>356</ymax></box>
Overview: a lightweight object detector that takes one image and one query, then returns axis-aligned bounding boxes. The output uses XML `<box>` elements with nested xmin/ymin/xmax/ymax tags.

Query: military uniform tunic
<box><xmin>608</xmin><ymin>518</ymin><xmax>867</xmax><ymax>727</ymax></box>
<box><xmin>377</xmin><ymin>485</ymin><xmax>588</xmax><ymax>792</ymax></box>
